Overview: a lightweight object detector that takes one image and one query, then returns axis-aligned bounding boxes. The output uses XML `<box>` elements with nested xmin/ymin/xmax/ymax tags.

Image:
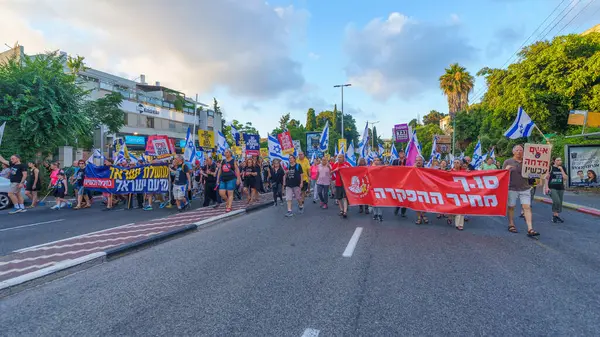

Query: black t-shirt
<box><xmin>548</xmin><ymin>166</ymin><xmax>565</xmax><ymax>190</ymax></box>
<box><xmin>391</xmin><ymin>158</ymin><xmax>406</xmax><ymax>166</ymax></box>
<box><xmin>74</xmin><ymin>169</ymin><xmax>85</xmax><ymax>187</ymax></box>
<box><xmin>9</xmin><ymin>163</ymin><xmax>27</xmax><ymax>183</ymax></box>
<box><xmin>270</xmin><ymin>167</ymin><xmax>284</xmax><ymax>184</ymax></box>
<box><xmin>203</xmin><ymin>163</ymin><xmax>217</xmax><ymax>184</ymax></box>
<box><xmin>173</xmin><ymin>165</ymin><xmax>189</xmax><ymax>186</ymax></box>
<box><xmin>285</xmin><ymin>163</ymin><xmax>303</xmax><ymax>188</ymax></box>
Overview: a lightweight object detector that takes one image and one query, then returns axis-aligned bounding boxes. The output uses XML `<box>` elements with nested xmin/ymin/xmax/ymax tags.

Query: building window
<box><xmin>147</xmin><ymin>117</ymin><xmax>155</xmax><ymax>129</ymax></box>
<box><xmin>208</xmin><ymin>126</ymin><xmax>214</xmax><ymax>131</ymax></box>
<box><xmin>169</xmin><ymin>121</ymin><xmax>176</xmax><ymax>130</ymax></box>
<box><xmin>207</xmin><ymin>110</ymin><xmax>214</xmax><ymax>117</ymax></box>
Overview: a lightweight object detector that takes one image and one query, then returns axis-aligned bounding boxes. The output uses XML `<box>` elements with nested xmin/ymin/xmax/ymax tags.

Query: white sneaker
<box><xmin>17</xmin><ymin>208</ymin><xmax>26</xmax><ymax>213</ymax></box>
<box><xmin>51</xmin><ymin>205</ymin><xmax>59</xmax><ymax>210</ymax></box>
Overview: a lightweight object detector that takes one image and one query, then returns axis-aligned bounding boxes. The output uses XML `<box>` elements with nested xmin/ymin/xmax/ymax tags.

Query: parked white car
<box><xmin>0</xmin><ymin>177</ymin><xmax>27</xmax><ymax>210</ymax></box>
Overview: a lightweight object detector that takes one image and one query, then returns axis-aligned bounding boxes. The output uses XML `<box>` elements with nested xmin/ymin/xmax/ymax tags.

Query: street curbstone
<box><xmin>534</xmin><ymin>196</ymin><xmax>600</xmax><ymax>217</ymax></box>
<box><xmin>105</xmin><ymin>224</ymin><xmax>198</xmax><ymax>259</ymax></box>
<box><xmin>0</xmin><ymin>252</ymin><xmax>106</xmax><ymax>299</ymax></box>
<box><xmin>245</xmin><ymin>201</ymin><xmax>274</xmax><ymax>213</ymax></box>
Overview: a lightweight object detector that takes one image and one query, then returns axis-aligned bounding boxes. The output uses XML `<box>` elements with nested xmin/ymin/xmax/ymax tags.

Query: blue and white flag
<box><xmin>405</xmin><ymin>129</ymin><xmax>422</xmax><ymax>156</ymax></box>
<box><xmin>129</xmin><ymin>153</ymin><xmax>140</xmax><ymax>163</ymax></box>
<box><xmin>390</xmin><ymin>143</ymin><xmax>399</xmax><ymax>162</ymax></box>
<box><xmin>0</xmin><ymin>121</ymin><xmax>5</xmax><ymax>146</ymax></box>
<box><xmin>196</xmin><ymin>151</ymin><xmax>205</xmax><ymax>166</ymax></box>
<box><xmin>459</xmin><ymin>151</ymin><xmax>465</xmax><ymax>160</ymax></box>
<box><xmin>346</xmin><ymin>140</ymin><xmax>356</xmax><ymax>166</ymax></box>
<box><xmin>357</xmin><ymin>122</ymin><xmax>369</xmax><ymax>158</ymax></box>
<box><xmin>334</xmin><ymin>145</ymin><xmax>339</xmax><ymax>157</ymax></box>
<box><xmin>504</xmin><ymin>106</ymin><xmax>536</xmax><ymax>139</ymax></box>
<box><xmin>310</xmin><ymin>152</ymin><xmax>317</xmax><ymax>165</ymax></box>
<box><xmin>319</xmin><ymin>121</ymin><xmax>329</xmax><ymax>152</ymax></box>
<box><xmin>230</xmin><ymin>124</ymin><xmax>240</xmax><ymax>146</ymax></box>
<box><xmin>86</xmin><ymin>149</ymin><xmax>105</xmax><ymax>165</ymax></box>
<box><xmin>472</xmin><ymin>140</ymin><xmax>483</xmax><ymax>167</ymax></box>
<box><xmin>490</xmin><ymin>147</ymin><xmax>496</xmax><ymax>161</ymax></box>
<box><xmin>378</xmin><ymin>143</ymin><xmax>385</xmax><ymax>156</ymax></box>
<box><xmin>268</xmin><ymin>134</ymin><xmax>289</xmax><ymax>165</ymax></box>
<box><xmin>217</xmin><ymin>131</ymin><xmax>228</xmax><ymax>153</ymax></box>
<box><xmin>183</xmin><ymin>127</ymin><xmax>196</xmax><ymax>163</ymax></box>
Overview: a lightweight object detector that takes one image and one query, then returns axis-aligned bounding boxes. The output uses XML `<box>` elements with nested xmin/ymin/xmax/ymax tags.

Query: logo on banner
<box><xmin>136</xmin><ymin>103</ymin><xmax>159</xmax><ymax>115</ymax></box>
<box><xmin>347</xmin><ymin>175</ymin><xmax>370</xmax><ymax>198</ymax></box>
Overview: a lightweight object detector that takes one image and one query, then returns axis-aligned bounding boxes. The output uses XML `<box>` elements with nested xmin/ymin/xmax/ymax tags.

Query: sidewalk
<box><xmin>0</xmin><ymin>194</ymin><xmax>271</xmax><ymax>297</ymax></box>
<box><xmin>534</xmin><ymin>190</ymin><xmax>600</xmax><ymax>217</ymax></box>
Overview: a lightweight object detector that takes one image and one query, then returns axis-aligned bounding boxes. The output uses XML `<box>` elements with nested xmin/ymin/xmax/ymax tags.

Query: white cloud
<box><xmin>0</xmin><ymin>0</ymin><xmax>306</xmax><ymax>99</ymax></box>
<box><xmin>308</xmin><ymin>52</ymin><xmax>320</xmax><ymax>60</ymax></box>
<box><xmin>343</xmin><ymin>12</ymin><xmax>478</xmax><ymax>101</ymax></box>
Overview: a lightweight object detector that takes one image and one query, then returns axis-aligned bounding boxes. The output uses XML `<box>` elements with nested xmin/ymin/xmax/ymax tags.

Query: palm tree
<box><xmin>439</xmin><ymin>63</ymin><xmax>475</xmax><ymax>115</ymax></box>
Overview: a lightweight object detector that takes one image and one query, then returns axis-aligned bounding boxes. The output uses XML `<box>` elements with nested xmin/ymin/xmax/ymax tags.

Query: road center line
<box><xmin>0</xmin><ymin>219</ymin><xmax>65</xmax><ymax>232</ymax></box>
<box><xmin>342</xmin><ymin>227</ymin><xmax>363</xmax><ymax>257</ymax></box>
<box><xmin>301</xmin><ymin>328</ymin><xmax>320</xmax><ymax>337</ymax></box>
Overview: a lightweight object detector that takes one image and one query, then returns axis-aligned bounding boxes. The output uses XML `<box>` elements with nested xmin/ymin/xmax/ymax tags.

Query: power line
<box><xmin>556</xmin><ymin>0</ymin><xmax>597</xmax><ymax>35</ymax></box>
<box><xmin>469</xmin><ymin>0</ymin><xmax>570</xmax><ymax>104</ymax></box>
<box><xmin>572</xmin><ymin>2</ymin><xmax>600</xmax><ymax>32</ymax></box>
<box><xmin>538</xmin><ymin>0</ymin><xmax>581</xmax><ymax>41</ymax></box>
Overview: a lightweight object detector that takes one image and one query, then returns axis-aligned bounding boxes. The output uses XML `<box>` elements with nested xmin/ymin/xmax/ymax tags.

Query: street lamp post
<box><xmin>333</xmin><ymin>83</ymin><xmax>351</xmax><ymax>139</ymax></box>
<box><xmin>366</xmin><ymin>120</ymin><xmax>380</xmax><ymax>150</ymax></box>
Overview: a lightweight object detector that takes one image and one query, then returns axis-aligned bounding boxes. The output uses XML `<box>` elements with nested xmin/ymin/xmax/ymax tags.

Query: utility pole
<box><xmin>333</xmin><ymin>83</ymin><xmax>351</xmax><ymax>139</ymax></box>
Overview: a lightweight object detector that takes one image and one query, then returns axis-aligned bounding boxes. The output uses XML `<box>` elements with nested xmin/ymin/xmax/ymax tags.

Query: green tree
<box><xmin>408</xmin><ymin>118</ymin><xmax>418</xmax><ymax>129</ymax></box>
<box><xmin>439</xmin><ymin>63</ymin><xmax>475</xmax><ymax>115</ymax></box>
<box><xmin>305</xmin><ymin>108</ymin><xmax>317</xmax><ymax>131</ymax></box>
<box><xmin>279</xmin><ymin>113</ymin><xmax>291</xmax><ymax>130</ymax></box>
<box><xmin>478</xmin><ymin>33</ymin><xmax>600</xmax><ymax>134</ymax></box>
<box><xmin>0</xmin><ymin>51</ymin><xmax>90</xmax><ymax>159</ymax></box>
<box><xmin>84</xmin><ymin>92</ymin><xmax>125</xmax><ymax>134</ymax></box>
<box><xmin>423</xmin><ymin>110</ymin><xmax>446</xmax><ymax>125</ymax></box>
<box><xmin>415</xmin><ymin>124</ymin><xmax>444</xmax><ymax>158</ymax></box>
<box><xmin>66</xmin><ymin>54</ymin><xmax>87</xmax><ymax>75</ymax></box>
<box><xmin>212</xmin><ymin>97</ymin><xmax>221</xmax><ymax>116</ymax></box>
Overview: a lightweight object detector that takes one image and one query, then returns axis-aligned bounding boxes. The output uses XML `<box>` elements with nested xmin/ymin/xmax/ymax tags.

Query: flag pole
<box><xmin>534</xmin><ymin>124</ymin><xmax>550</xmax><ymax>144</ymax></box>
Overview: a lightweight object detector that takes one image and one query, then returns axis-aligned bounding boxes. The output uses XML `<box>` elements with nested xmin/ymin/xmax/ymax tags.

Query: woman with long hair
<box><xmin>25</xmin><ymin>161</ymin><xmax>41</xmax><ymax>208</ymax></box>
<box><xmin>216</xmin><ymin>149</ymin><xmax>241</xmax><ymax>212</ymax></box>
<box><xmin>269</xmin><ymin>159</ymin><xmax>285</xmax><ymax>206</ymax></box>
<box><xmin>544</xmin><ymin>157</ymin><xmax>568</xmax><ymax>223</ymax></box>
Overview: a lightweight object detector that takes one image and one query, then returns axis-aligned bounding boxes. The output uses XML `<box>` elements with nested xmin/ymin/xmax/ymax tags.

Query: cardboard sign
<box><xmin>522</xmin><ymin>143</ymin><xmax>552</xmax><ymax>178</ymax></box>
<box><xmin>338</xmin><ymin>139</ymin><xmax>347</xmax><ymax>153</ymax></box>
<box><xmin>277</xmin><ymin>131</ymin><xmax>295</xmax><ymax>155</ymax></box>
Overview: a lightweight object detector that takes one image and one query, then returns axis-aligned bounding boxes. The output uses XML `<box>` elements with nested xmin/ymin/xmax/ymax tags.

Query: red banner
<box><xmin>145</xmin><ymin>135</ymin><xmax>176</xmax><ymax>157</ymax></box>
<box><xmin>339</xmin><ymin>167</ymin><xmax>509</xmax><ymax>216</ymax></box>
<box><xmin>277</xmin><ymin>131</ymin><xmax>295</xmax><ymax>155</ymax></box>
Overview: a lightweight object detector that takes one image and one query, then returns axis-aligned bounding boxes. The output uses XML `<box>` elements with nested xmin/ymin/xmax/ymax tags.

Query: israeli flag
<box><xmin>477</xmin><ymin>153</ymin><xmax>488</xmax><ymax>170</ymax></box>
<box><xmin>183</xmin><ymin>127</ymin><xmax>196</xmax><ymax>163</ymax></box>
<box><xmin>268</xmin><ymin>134</ymin><xmax>289</xmax><ymax>165</ymax></box>
<box><xmin>0</xmin><ymin>121</ymin><xmax>5</xmax><ymax>146</ymax></box>
<box><xmin>504</xmin><ymin>106</ymin><xmax>535</xmax><ymax>139</ymax></box>
<box><xmin>406</xmin><ymin>129</ymin><xmax>422</xmax><ymax>156</ymax></box>
<box><xmin>490</xmin><ymin>147</ymin><xmax>496</xmax><ymax>161</ymax></box>
<box><xmin>310</xmin><ymin>152</ymin><xmax>317</xmax><ymax>165</ymax></box>
<box><xmin>357</xmin><ymin>122</ymin><xmax>369</xmax><ymax>158</ymax></box>
<box><xmin>334</xmin><ymin>145</ymin><xmax>339</xmax><ymax>157</ymax></box>
<box><xmin>390</xmin><ymin>143</ymin><xmax>399</xmax><ymax>161</ymax></box>
<box><xmin>472</xmin><ymin>140</ymin><xmax>482</xmax><ymax>167</ymax></box>
<box><xmin>86</xmin><ymin>149</ymin><xmax>105</xmax><ymax>165</ymax></box>
<box><xmin>230</xmin><ymin>124</ymin><xmax>240</xmax><ymax>146</ymax></box>
<box><xmin>378</xmin><ymin>143</ymin><xmax>385</xmax><ymax>156</ymax></box>
<box><xmin>319</xmin><ymin>121</ymin><xmax>329</xmax><ymax>152</ymax></box>
<box><xmin>129</xmin><ymin>153</ymin><xmax>140</xmax><ymax>163</ymax></box>
<box><xmin>346</xmin><ymin>140</ymin><xmax>356</xmax><ymax>166</ymax></box>
<box><xmin>217</xmin><ymin>131</ymin><xmax>228</xmax><ymax>153</ymax></box>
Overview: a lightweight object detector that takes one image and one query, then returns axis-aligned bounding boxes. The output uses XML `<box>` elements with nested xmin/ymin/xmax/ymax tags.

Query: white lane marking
<box><xmin>0</xmin><ymin>219</ymin><xmax>65</xmax><ymax>232</ymax></box>
<box><xmin>14</xmin><ymin>223</ymin><xmax>135</xmax><ymax>253</ymax></box>
<box><xmin>342</xmin><ymin>227</ymin><xmax>363</xmax><ymax>257</ymax></box>
<box><xmin>301</xmin><ymin>328</ymin><xmax>320</xmax><ymax>337</ymax></box>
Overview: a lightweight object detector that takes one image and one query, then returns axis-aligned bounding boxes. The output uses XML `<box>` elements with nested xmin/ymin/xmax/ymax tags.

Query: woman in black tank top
<box><xmin>216</xmin><ymin>149</ymin><xmax>241</xmax><ymax>212</ymax></box>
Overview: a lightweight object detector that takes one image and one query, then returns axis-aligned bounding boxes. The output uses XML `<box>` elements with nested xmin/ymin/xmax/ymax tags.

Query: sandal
<box><xmin>447</xmin><ymin>218</ymin><xmax>453</xmax><ymax>225</ymax></box>
<box><xmin>422</xmin><ymin>216</ymin><xmax>429</xmax><ymax>224</ymax></box>
<box><xmin>73</xmin><ymin>206</ymin><xmax>82</xmax><ymax>210</ymax></box>
<box><xmin>456</xmin><ymin>226</ymin><xmax>463</xmax><ymax>231</ymax></box>
<box><xmin>436</xmin><ymin>214</ymin><xmax>442</xmax><ymax>219</ymax></box>
<box><xmin>415</xmin><ymin>218</ymin><xmax>422</xmax><ymax>225</ymax></box>
<box><xmin>339</xmin><ymin>211</ymin><xmax>344</xmax><ymax>216</ymax></box>
<box><xmin>527</xmin><ymin>229</ymin><xmax>540</xmax><ymax>237</ymax></box>
<box><xmin>508</xmin><ymin>225</ymin><xmax>518</xmax><ymax>233</ymax></box>
<box><xmin>226</xmin><ymin>207</ymin><xmax>232</xmax><ymax>213</ymax></box>
<box><xmin>342</xmin><ymin>212</ymin><xmax>347</xmax><ymax>218</ymax></box>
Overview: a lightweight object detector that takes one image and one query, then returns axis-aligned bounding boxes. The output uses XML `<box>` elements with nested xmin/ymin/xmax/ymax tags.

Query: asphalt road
<box><xmin>0</xmin><ymin>196</ymin><xmax>210</xmax><ymax>255</ymax></box>
<box><xmin>1</xmin><ymin>200</ymin><xmax>599</xmax><ymax>336</ymax></box>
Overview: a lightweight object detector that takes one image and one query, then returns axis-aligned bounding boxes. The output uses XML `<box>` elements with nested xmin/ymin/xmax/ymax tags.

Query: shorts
<box><xmin>219</xmin><ymin>179</ymin><xmax>237</xmax><ymax>191</ymax></box>
<box><xmin>53</xmin><ymin>189</ymin><xmax>65</xmax><ymax>198</ymax></box>
<box><xmin>9</xmin><ymin>182</ymin><xmax>21</xmax><ymax>194</ymax></box>
<box><xmin>508</xmin><ymin>189</ymin><xmax>532</xmax><ymax>207</ymax></box>
<box><xmin>334</xmin><ymin>186</ymin><xmax>346</xmax><ymax>200</ymax></box>
<box><xmin>285</xmin><ymin>186</ymin><xmax>302</xmax><ymax>201</ymax></box>
<box><xmin>173</xmin><ymin>184</ymin><xmax>187</xmax><ymax>199</ymax></box>
<box><xmin>76</xmin><ymin>186</ymin><xmax>85</xmax><ymax>195</ymax></box>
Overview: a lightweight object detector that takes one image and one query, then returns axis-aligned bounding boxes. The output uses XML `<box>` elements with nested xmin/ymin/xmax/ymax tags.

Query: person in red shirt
<box><xmin>331</xmin><ymin>153</ymin><xmax>352</xmax><ymax>218</ymax></box>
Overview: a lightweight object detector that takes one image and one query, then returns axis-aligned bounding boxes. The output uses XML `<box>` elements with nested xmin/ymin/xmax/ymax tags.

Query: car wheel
<box><xmin>0</xmin><ymin>193</ymin><xmax>10</xmax><ymax>210</ymax></box>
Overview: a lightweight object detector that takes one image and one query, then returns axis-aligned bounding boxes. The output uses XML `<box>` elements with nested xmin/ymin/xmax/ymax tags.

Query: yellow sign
<box><xmin>338</xmin><ymin>139</ymin><xmax>347</xmax><ymax>153</ymax></box>
<box><xmin>197</xmin><ymin>130</ymin><xmax>215</xmax><ymax>149</ymax></box>
<box><xmin>568</xmin><ymin>110</ymin><xmax>600</xmax><ymax>127</ymax></box>
<box><xmin>232</xmin><ymin>146</ymin><xmax>242</xmax><ymax>156</ymax></box>
<box><xmin>260</xmin><ymin>148</ymin><xmax>268</xmax><ymax>158</ymax></box>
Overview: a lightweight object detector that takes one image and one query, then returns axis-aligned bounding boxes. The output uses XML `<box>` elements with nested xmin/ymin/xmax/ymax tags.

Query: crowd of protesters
<box><xmin>0</xmin><ymin>144</ymin><xmax>576</xmax><ymax>239</ymax></box>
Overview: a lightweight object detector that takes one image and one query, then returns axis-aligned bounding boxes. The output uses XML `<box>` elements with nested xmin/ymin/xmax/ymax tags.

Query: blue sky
<box><xmin>1</xmin><ymin>0</ymin><xmax>598</xmax><ymax>138</ymax></box>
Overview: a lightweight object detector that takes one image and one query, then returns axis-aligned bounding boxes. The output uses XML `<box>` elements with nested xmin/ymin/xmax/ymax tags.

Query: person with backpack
<box><xmin>283</xmin><ymin>154</ymin><xmax>304</xmax><ymax>217</ymax></box>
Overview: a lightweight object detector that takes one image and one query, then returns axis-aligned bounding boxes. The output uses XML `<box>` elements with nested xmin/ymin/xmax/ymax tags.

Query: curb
<box><xmin>0</xmin><ymin>202</ymin><xmax>272</xmax><ymax>298</ymax></box>
<box><xmin>0</xmin><ymin>252</ymin><xmax>106</xmax><ymax>298</ymax></box>
<box><xmin>246</xmin><ymin>201</ymin><xmax>275</xmax><ymax>213</ymax></box>
<box><xmin>534</xmin><ymin>196</ymin><xmax>600</xmax><ymax>217</ymax></box>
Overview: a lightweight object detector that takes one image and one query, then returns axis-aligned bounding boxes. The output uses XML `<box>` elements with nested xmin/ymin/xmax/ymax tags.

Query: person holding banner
<box><xmin>216</xmin><ymin>149</ymin><xmax>241</xmax><ymax>213</ymax></box>
<box><xmin>544</xmin><ymin>157</ymin><xmax>568</xmax><ymax>223</ymax></box>
<box><xmin>370</xmin><ymin>157</ymin><xmax>384</xmax><ymax>222</ymax></box>
<box><xmin>451</xmin><ymin>159</ymin><xmax>466</xmax><ymax>230</ymax></box>
<box><xmin>171</xmin><ymin>156</ymin><xmax>191</xmax><ymax>212</ymax></box>
<box><xmin>357</xmin><ymin>158</ymin><xmax>370</xmax><ymax>215</ymax></box>
<box><xmin>332</xmin><ymin>153</ymin><xmax>352</xmax><ymax>218</ymax></box>
<box><xmin>414</xmin><ymin>156</ymin><xmax>429</xmax><ymax>225</ymax></box>
<box><xmin>502</xmin><ymin>145</ymin><xmax>539</xmax><ymax>237</ymax></box>
<box><xmin>390</xmin><ymin>151</ymin><xmax>407</xmax><ymax>217</ymax></box>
